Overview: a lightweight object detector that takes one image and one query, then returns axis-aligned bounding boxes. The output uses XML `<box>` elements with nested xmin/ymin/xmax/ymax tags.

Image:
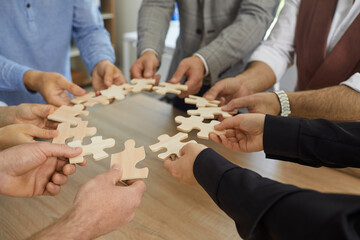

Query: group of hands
<box><xmin>1</xmin><ymin>51</ymin><xmax>273</xmax><ymax>237</ymax></box>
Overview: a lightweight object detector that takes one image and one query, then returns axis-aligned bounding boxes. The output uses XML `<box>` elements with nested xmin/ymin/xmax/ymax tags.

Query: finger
<box><xmin>214</xmin><ymin>116</ymin><xmax>239</xmax><ymax>131</ymax></box>
<box><xmin>105</xmin><ymin>164</ymin><xmax>123</xmax><ymax>184</ymax></box>
<box><xmin>222</xmin><ymin>97</ymin><xmax>249</xmax><ymax>112</ymax></box>
<box><xmin>38</xmin><ymin>142</ymin><xmax>82</xmax><ymax>158</ymax></box>
<box><xmin>31</xmin><ymin>126</ymin><xmax>58</xmax><ymax>139</ymax></box>
<box><xmin>52</xmin><ymin>173</ymin><xmax>68</xmax><ymax>185</ymax></box>
<box><xmin>57</xmin><ymin>77</ymin><xmax>86</xmax><ymax>96</ymax></box>
<box><xmin>169</xmin><ymin>64</ymin><xmax>188</xmax><ymax>84</ymax></box>
<box><xmin>45</xmin><ymin>182</ymin><xmax>61</xmax><ymax>196</ymax></box>
<box><xmin>77</xmin><ymin>158</ymin><xmax>87</xmax><ymax>166</ymax></box>
<box><xmin>130</xmin><ymin>62</ymin><xmax>144</xmax><ymax>79</ymax></box>
<box><xmin>143</xmin><ymin>60</ymin><xmax>156</xmax><ymax>79</ymax></box>
<box><xmin>163</xmin><ymin>159</ymin><xmax>174</xmax><ymax>173</ymax></box>
<box><xmin>154</xmin><ymin>74</ymin><xmax>161</xmax><ymax>85</ymax></box>
<box><xmin>56</xmin><ymin>159</ymin><xmax>67</xmax><ymax>172</ymax></box>
<box><xmin>113</xmin><ymin>71</ymin><xmax>127</xmax><ymax>85</ymax></box>
<box><xmin>31</xmin><ymin>104</ymin><xmax>56</xmax><ymax>119</ymax></box>
<box><xmin>128</xmin><ymin>179</ymin><xmax>146</xmax><ymax>195</ymax></box>
<box><xmin>104</xmin><ymin>65</ymin><xmax>115</xmax><ymax>87</ymax></box>
<box><xmin>62</xmin><ymin>164</ymin><xmax>76</xmax><ymax>175</ymax></box>
<box><xmin>209</xmin><ymin>133</ymin><xmax>222</xmax><ymax>144</ymax></box>
<box><xmin>203</xmin><ymin>81</ymin><xmax>225</xmax><ymax>100</ymax></box>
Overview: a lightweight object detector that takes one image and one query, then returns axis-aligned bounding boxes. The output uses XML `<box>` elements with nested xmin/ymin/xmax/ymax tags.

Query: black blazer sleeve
<box><xmin>193</xmin><ymin>148</ymin><xmax>360</xmax><ymax>240</ymax></box>
<box><xmin>263</xmin><ymin>115</ymin><xmax>360</xmax><ymax>168</ymax></box>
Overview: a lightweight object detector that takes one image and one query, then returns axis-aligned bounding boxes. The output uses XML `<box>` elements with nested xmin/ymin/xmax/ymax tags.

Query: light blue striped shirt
<box><xmin>0</xmin><ymin>0</ymin><xmax>115</xmax><ymax>105</ymax></box>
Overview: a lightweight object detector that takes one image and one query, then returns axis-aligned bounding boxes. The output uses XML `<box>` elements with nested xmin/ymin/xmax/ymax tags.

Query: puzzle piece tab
<box><xmin>187</xmin><ymin>107</ymin><xmax>232</xmax><ymax>119</ymax></box>
<box><xmin>52</xmin><ymin>121</ymin><xmax>97</xmax><ymax>144</ymax></box>
<box><xmin>68</xmin><ymin>136</ymin><xmax>115</xmax><ymax>164</ymax></box>
<box><xmin>149</xmin><ymin>132</ymin><xmax>197</xmax><ymax>160</ymax></box>
<box><xmin>71</xmin><ymin>92</ymin><xmax>110</xmax><ymax>107</ymax></box>
<box><xmin>175</xmin><ymin>115</ymin><xmax>226</xmax><ymax>139</ymax></box>
<box><xmin>111</xmin><ymin>139</ymin><xmax>148</xmax><ymax>180</ymax></box>
<box><xmin>48</xmin><ymin>104</ymin><xmax>89</xmax><ymax>126</ymax></box>
<box><xmin>100</xmin><ymin>84</ymin><xmax>132</xmax><ymax>101</ymax></box>
<box><xmin>185</xmin><ymin>95</ymin><xmax>220</xmax><ymax>107</ymax></box>
<box><xmin>129</xmin><ymin>79</ymin><xmax>156</xmax><ymax>93</ymax></box>
<box><xmin>152</xmin><ymin>83</ymin><xmax>188</xmax><ymax>95</ymax></box>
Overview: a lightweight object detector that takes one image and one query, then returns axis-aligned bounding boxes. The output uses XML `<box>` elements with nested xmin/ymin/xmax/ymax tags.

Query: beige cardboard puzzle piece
<box><xmin>68</xmin><ymin>136</ymin><xmax>115</xmax><ymax>164</ymax></box>
<box><xmin>100</xmin><ymin>84</ymin><xmax>132</xmax><ymax>100</ymax></box>
<box><xmin>175</xmin><ymin>115</ymin><xmax>226</xmax><ymax>139</ymax></box>
<box><xmin>52</xmin><ymin>121</ymin><xmax>97</xmax><ymax>144</ymax></box>
<box><xmin>71</xmin><ymin>92</ymin><xmax>110</xmax><ymax>107</ymax></box>
<box><xmin>129</xmin><ymin>78</ymin><xmax>156</xmax><ymax>93</ymax></box>
<box><xmin>185</xmin><ymin>95</ymin><xmax>220</xmax><ymax>107</ymax></box>
<box><xmin>149</xmin><ymin>132</ymin><xmax>197</xmax><ymax>160</ymax></box>
<box><xmin>152</xmin><ymin>82</ymin><xmax>188</xmax><ymax>95</ymax></box>
<box><xmin>187</xmin><ymin>107</ymin><xmax>233</xmax><ymax>119</ymax></box>
<box><xmin>47</xmin><ymin>104</ymin><xmax>89</xmax><ymax>126</ymax></box>
<box><xmin>110</xmin><ymin>139</ymin><xmax>149</xmax><ymax>180</ymax></box>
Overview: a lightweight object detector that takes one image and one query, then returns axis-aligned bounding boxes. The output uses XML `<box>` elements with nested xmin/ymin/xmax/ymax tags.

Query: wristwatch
<box><xmin>273</xmin><ymin>90</ymin><xmax>291</xmax><ymax>117</ymax></box>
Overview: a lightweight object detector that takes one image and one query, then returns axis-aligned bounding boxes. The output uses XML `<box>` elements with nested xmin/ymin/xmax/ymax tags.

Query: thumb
<box><xmin>30</xmin><ymin>125</ymin><xmax>58</xmax><ymax>139</ymax></box>
<box><xmin>104</xmin><ymin>65</ymin><xmax>115</xmax><ymax>87</ymax></box>
<box><xmin>143</xmin><ymin>60</ymin><xmax>156</xmax><ymax>79</ymax></box>
<box><xmin>222</xmin><ymin>97</ymin><xmax>249</xmax><ymax>112</ymax></box>
<box><xmin>169</xmin><ymin>64</ymin><xmax>188</xmax><ymax>84</ymax></box>
<box><xmin>31</xmin><ymin>104</ymin><xmax>56</xmax><ymax>118</ymax></box>
<box><xmin>203</xmin><ymin>82</ymin><xmax>224</xmax><ymax>100</ymax></box>
<box><xmin>37</xmin><ymin>142</ymin><xmax>82</xmax><ymax>158</ymax></box>
<box><xmin>107</xmin><ymin>164</ymin><xmax>123</xmax><ymax>184</ymax></box>
<box><xmin>57</xmin><ymin>77</ymin><xmax>86</xmax><ymax>96</ymax></box>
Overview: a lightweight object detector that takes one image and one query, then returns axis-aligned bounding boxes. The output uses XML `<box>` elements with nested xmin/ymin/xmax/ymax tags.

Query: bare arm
<box><xmin>288</xmin><ymin>85</ymin><xmax>360</xmax><ymax>121</ymax></box>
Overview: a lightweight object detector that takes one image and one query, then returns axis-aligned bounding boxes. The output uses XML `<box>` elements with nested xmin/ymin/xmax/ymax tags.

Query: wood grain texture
<box><xmin>2</xmin><ymin>94</ymin><xmax>360</xmax><ymax>240</ymax></box>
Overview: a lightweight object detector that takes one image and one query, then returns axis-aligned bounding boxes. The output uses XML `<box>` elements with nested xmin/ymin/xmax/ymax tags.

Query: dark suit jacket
<box><xmin>193</xmin><ymin>116</ymin><xmax>360</xmax><ymax>240</ymax></box>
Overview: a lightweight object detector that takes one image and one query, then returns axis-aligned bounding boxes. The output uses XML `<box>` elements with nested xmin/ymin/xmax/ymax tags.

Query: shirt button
<box><xmin>196</xmin><ymin>29</ymin><xmax>202</xmax><ymax>35</ymax></box>
<box><xmin>26</xmin><ymin>3</ymin><xmax>31</xmax><ymax>8</ymax></box>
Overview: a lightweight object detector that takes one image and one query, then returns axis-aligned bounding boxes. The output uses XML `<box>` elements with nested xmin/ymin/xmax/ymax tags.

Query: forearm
<box><xmin>0</xmin><ymin>106</ymin><xmax>17</xmax><ymax>127</ymax></box>
<box><xmin>28</xmin><ymin>207</ymin><xmax>93</xmax><ymax>240</ymax></box>
<box><xmin>137</xmin><ymin>0</ymin><xmax>174</xmax><ymax>57</ymax></box>
<box><xmin>0</xmin><ymin>55</ymin><xmax>32</xmax><ymax>92</ymax></box>
<box><xmin>264</xmin><ymin>115</ymin><xmax>360</xmax><ymax>168</ymax></box>
<box><xmin>287</xmin><ymin>85</ymin><xmax>360</xmax><ymax>121</ymax></box>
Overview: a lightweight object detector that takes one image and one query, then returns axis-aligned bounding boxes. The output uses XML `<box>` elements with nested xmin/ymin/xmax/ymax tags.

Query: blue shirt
<box><xmin>0</xmin><ymin>0</ymin><xmax>115</xmax><ymax>105</ymax></box>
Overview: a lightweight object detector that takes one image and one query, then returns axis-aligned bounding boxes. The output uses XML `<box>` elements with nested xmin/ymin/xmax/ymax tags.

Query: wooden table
<box><xmin>1</xmin><ymin>94</ymin><xmax>360</xmax><ymax>240</ymax></box>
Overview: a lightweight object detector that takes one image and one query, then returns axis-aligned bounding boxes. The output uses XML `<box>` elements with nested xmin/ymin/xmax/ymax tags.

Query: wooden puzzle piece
<box><xmin>110</xmin><ymin>139</ymin><xmax>149</xmax><ymax>180</ymax></box>
<box><xmin>187</xmin><ymin>107</ymin><xmax>233</xmax><ymax>119</ymax></box>
<box><xmin>47</xmin><ymin>104</ymin><xmax>89</xmax><ymax>126</ymax></box>
<box><xmin>184</xmin><ymin>95</ymin><xmax>220</xmax><ymax>107</ymax></box>
<box><xmin>129</xmin><ymin>78</ymin><xmax>156</xmax><ymax>93</ymax></box>
<box><xmin>68</xmin><ymin>136</ymin><xmax>115</xmax><ymax>164</ymax></box>
<box><xmin>52</xmin><ymin>121</ymin><xmax>97</xmax><ymax>144</ymax></box>
<box><xmin>175</xmin><ymin>115</ymin><xmax>226</xmax><ymax>139</ymax></box>
<box><xmin>71</xmin><ymin>92</ymin><xmax>110</xmax><ymax>107</ymax></box>
<box><xmin>100</xmin><ymin>84</ymin><xmax>132</xmax><ymax>100</ymax></box>
<box><xmin>152</xmin><ymin>82</ymin><xmax>188</xmax><ymax>95</ymax></box>
<box><xmin>149</xmin><ymin>132</ymin><xmax>197</xmax><ymax>160</ymax></box>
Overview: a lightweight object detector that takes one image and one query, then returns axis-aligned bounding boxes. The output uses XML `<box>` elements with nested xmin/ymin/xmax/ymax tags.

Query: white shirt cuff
<box><xmin>194</xmin><ymin>53</ymin><xmax>209</xmax><ymax>77</ymax></box>
<box><xmin>340</xmin><ymin>73</ymin><xmax>360</xmax><ymax>92</ymax></box>
<box><xmin>141</xmin><ymin>48</ymin><xmax>160</xmax><ymax>60</ymax></box>
<box><xmin>0</xmin><ymin>101</ymin><xmax>7</xmax><ymax>107</ymax></box>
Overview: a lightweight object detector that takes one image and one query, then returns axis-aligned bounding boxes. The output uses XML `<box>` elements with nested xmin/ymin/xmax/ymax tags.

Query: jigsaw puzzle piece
<box><xmin>100</xmin><ymin>84</ymin><xmax>132</xmax><ymax>100</ymax></box>
<box><xmin>47</xmin><ymin>104</ymin><xmax>89</xmax><ymax>126</ymax></box>
<box><xmin>184</xmin><ymin>95</ymin><xmax>220</xmax><ymax>107</ymax></box>
<box><xmin>130</xmin><ymin>79</ymin><xmax>156</xmax><ymax>93</ymax></box>
<box><xmin>71</xmin><ymin>92</ymin><xmax>110</xmax><ymax>107</ymax></box>
<box><xmin>152</xmin><ymin>83</ymin><xmax>188</xmax><ymax>95</ymax></box>
<box><xmin>52</xmin><ymin>121</ymin><xmax>97</xmax><ymax>144</ymax></box>
<box><xmin>187</xmin><ymin>107</ymin><xmax>232</xmax><ymax>119</ymax></box>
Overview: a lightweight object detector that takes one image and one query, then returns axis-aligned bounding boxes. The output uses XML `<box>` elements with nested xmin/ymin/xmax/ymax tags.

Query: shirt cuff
<box><xmin>141</xmin><ymin>48</ymin><xmax>160</xmax><ymax>60</ymax></box>
<box><xmin>193</xmin><ymin>53</ymin><xmax>209</xmax><ymax>77</ymax></box>
<box><xmin>88</xmin><ymin>55</ymin><xmax>115</xmax><ymax>74</ymax></box>
<box><xmin>340</xmin><ymin>73</ymin><xmax>360</xmax><ymax>92</ymax></box>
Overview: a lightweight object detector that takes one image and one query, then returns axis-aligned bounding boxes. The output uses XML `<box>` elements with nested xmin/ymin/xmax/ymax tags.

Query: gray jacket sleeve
<box><xmin>197</xmin><ymin>0</ymin><xmax>280</xmax><ymax>82</ymax></box>
<box><xmin>137</xmin><ymin>0</ymin><xmax>175</xmax><ymax>58</ymax></box>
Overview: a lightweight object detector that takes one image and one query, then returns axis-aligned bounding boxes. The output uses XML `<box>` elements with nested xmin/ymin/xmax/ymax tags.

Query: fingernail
<box><xmin>106</xmin><ymin>80</ymin><xmax>112</xmax><ymax>85</ymax></box>
<box><xmin>112</xmin><ymin>164</ymin><xmax>121</xmax><ymax>170</ymax></box>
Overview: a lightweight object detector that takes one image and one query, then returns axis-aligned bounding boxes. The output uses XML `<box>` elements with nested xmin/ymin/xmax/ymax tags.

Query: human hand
<box><xmin>0</xmin><ymin>142</ymin><xmax>83</xmax><ymax>197</ymax></box>
<box><xmin>130</xmin><ymin>50</ymin><xmax>160</xmax><ymax>80</ymax></box>
<box><xmin>221</xmin><ymin>92</ymin><xmax>281</xmax><ymax>115</ymax></box>
<box><xmin>163</xmin><ymin>143</ymin><xmax>208</xmax><ymax>185</ymax></box>
<box><xmin>209</xmin><ymin>114</ymin><xmax>265</xmax><ymax>152</ymax></box>
<box><xmin>0</xmin><ymin>103</ymin><xmax>58</xmax><ymax>129</ymax></box>
<box><xmin>24</xmin><ymin>70</ymin><xmax>86</xmax><ymax>107</ymax></box>
<box><xmin>92</xmin><ymin>60</ymin><xmax>127</xmax><ymax>93</ymax></box>
<box><xmin>168</xmin><ymin>55</ymin><xmax>205</xmax><ymax>98</ymax></box>
<box><xmin>0</xmin><ymin>124</ymin><xmax>58</xmax><ymax>151</ymax></box>
<box><xmin>68</xmin><ymin>165</ymin><xmax>146</xmax><ymax>239</ymax></box>
<box><xmin>203</xmin><ymin>75</ymin><xmax>254</xmax><ymax>105</ymax></box>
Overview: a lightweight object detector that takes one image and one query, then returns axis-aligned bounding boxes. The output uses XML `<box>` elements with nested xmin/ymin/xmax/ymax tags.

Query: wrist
<box><xmin>23</xmin><ymin>70</ymin><xmax>43</xmax><ymax>92</ymax></box>
<box><xmin>273</xmin><ymin>90</ymin><xmax>291</xmax><ymax>117</ymax></box>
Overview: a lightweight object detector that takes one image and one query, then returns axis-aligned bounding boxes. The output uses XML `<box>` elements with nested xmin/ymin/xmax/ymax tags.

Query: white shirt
<box><xmin>249</xmin><ymin>0</ymin><xmax>360</xmax><ymax>92</ymax></box>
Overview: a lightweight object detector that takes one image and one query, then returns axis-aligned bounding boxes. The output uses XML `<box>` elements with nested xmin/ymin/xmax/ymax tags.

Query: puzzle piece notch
<box><xmin>111</xmin><ymin>139</ymin><xmax>148</xmax><ymax>181</ymax></box>
<box><xmin>149</xmin><ymin>132</ymin><xmax>197</xmax><ymax>160</ymax></box>
<box><xmin>152</xmin><ymin>83</ymin><xmax>188</xmax><ymax>95</ymax></box>
<box><xmin>68</xmin><ymin>136</ymin><xmax>115</xmax><ymax>164</ymax></box>
<box><xmin>52</xmin><ymin>121</ymin><xmax>97</xmax><ymax>144</ymax></box>
<box><xmin>129</xmin><ymin>79</ymin><xmax>156</xmax><ymax>93</ymax></box>
<box><xmin>48</xmin><ymin>104</ymin><xmax>89</xmax><ymax>126</ymax></box>
<box><xmin>185</xmin><ymin>95</ymin><xmax>220</xmax><ymax>107</ymax></box>
<box><xmin>175</xmin><ymin>115</ymin><xmax>226</xmax><ymax>139</ymax></box>
<box><xmin>100</xmin><ymin>84</ymin><xmax>132</xmax><ymax>101</ymax></box>
<box><xmin>71</xmin><ymin>92</ymin><xmax>110</xmax><ymax>107</ymax></box>
<box><xmin>187</xmin><ymin>107</ymin><xmax>233</xmax><ymax>119</ymax></box>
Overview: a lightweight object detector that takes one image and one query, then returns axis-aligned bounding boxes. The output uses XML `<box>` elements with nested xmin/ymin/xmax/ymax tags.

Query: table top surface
<box><xmin>1</xmin><ymin>94</ymin><xmax>360</xmax><ymax>240</ymax></box>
